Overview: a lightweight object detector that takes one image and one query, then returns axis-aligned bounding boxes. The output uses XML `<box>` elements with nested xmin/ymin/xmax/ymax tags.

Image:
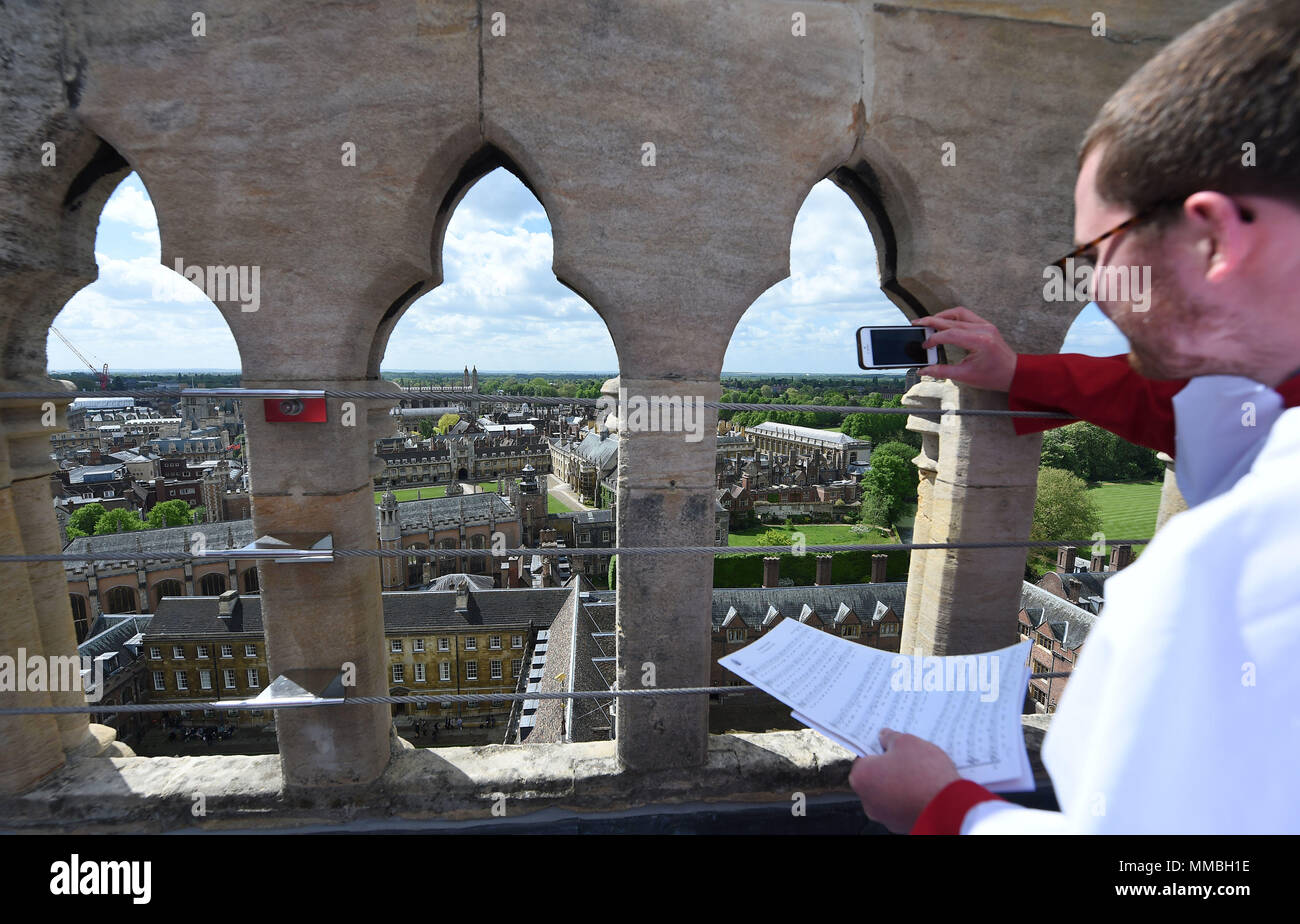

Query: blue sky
<box><xmin>48</xmin><ymin>171</ymin><xmax>1128</xmax><ymax>374</ymax></box>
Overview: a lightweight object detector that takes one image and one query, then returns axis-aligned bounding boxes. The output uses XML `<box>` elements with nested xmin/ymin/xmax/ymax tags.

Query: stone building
<box><xmin>376</xmin><ymin>432</ymin><xmax>549</xmax><ymax>488</ymax></box>
<box><xmin>146</xmin><ymin>584</ymin><xmax>562</xmax><ymax>728</ymax></box>
<box><xmin>549</xmin><ymin>429</ymin><xmax>618</xmax><ymax>508</ymax></box>
<box><xmin>0</xmin><ymin>0</ymin><xmax>1220</xmax><ymax>825</ymax></box>
<box><xmin>63</xmin><ymin>521</ymin><xmax>262</xmax><ymax>638</ymax></box>
<box><xmin>744</xmin><ymin>421</ymin><xmax>871</xmax><ymax>477</ymax></box>
<box><xmin>376</xmin><ymin>491</ymin><xmax>522</xmax><ymax>588</ymax></box>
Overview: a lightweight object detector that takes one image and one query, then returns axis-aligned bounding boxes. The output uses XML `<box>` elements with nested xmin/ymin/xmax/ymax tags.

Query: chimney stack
<box><xmin>870</xmin><ymin>554</ymin><xmax>888</xmax><ymax>583</ymax></box>
<box><xmin>1090</xmin><ymin>551</ymin><xmax>1106</xmax><ymax>572</ymax></box>
<box><xmin>1056</xmin><ymin>546</ymin><xmax>1075</xmax><ymax>572</ymax></box>
<box><xmin>218</xmin><ymin>588</ymin><xmax>239</xmax><ymax>616</ymax></box>
<box><xmin>762</xmin><ymin>557</ymin><xmax>780</xmax><ymax>588</ymax></box>
<box><xmin>455</xmin><ymin>582</ymin><xmax>469</xmax><ymax>613</ymax></box>
<box><xmin>815</xmin><ymin>555</ymin><xmax>833</xmax><ymax>586</ymax></box>
<box><xmin>1110</xmin><ymin>544</ymin><xmax>1133</xmax><ymax>571</ymax></box>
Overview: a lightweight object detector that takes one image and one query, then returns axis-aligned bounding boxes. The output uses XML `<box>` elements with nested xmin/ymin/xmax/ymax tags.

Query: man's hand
<box><xmin>912</xmin><ymin>306</ymin><xmax>1017</xmax><ymax>392</ymax></box>
<box><xmin>848</xmin><ymin>728</ymin><xmax>960</xmax><ymax>833</ymax></box>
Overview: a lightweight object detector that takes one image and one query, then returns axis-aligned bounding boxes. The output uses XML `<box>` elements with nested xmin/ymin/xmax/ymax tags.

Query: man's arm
<box><xmin>1007</xmin><ymin>352</ymin><xmax>1184</xmax><ymax>455</ymax></box>
<box><xmin>912</xmin><ymin>308</ymin><xmax>1187</xmax><ymax>456</ymax></box>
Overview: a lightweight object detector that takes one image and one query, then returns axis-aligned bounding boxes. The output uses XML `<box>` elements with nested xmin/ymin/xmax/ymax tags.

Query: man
<box><xmin>849</xmin><ymin>0</ymin><xmax>1300</xmax><ymax>833</ymax></box>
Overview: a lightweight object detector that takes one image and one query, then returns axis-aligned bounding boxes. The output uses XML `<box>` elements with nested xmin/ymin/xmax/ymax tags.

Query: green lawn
<box><xmin>548</xmin><ymin>494</ymin><xmax>583</xmax><ymax>514</ymax></box>
<box><xmin>1086</xmin><ymin>480</ymin><xmax>1162</xmax><ymax>554</ymax></box>
<box><xmin>374</xmin><ymin>482</ymin><xmax>500</xmax><ymax>503</ymax></box>
<box><xmin>727</xmin><ymin>522</ymin><xmax>892</xmax><ymax>546</ymax></box>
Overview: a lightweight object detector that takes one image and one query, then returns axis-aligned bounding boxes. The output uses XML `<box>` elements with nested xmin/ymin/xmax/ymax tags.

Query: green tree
<box><xmin>416</xmin><ymin>418</ymin><xmax>435</xmax><ymax>439</ymax></box>
<box><xmin>94</xmin><ymin>507</ymin><xmax>145</xmax><ymax>535</ymax></box>
<box><xmin>860</xmin><ymin>453</ymin><xmax>913</xmax><ymax>525</ymax></box>
<box><xmin>146</xmin><ymin>500</ymin><xmax>194</xmax><ymax>529</ymax></box>
<box><xmin>607</xmin><ymin>555</ymin><xmax>616</xmax><ymax>590</ymax></box>
<box><xmin>435</xmin><ymin>413</ymin><xmax>461</xmax><ymax>435</ymax></box>
<box><xmin>67</xmin><ymin>503</ymin><xmax>107</xmax><ymax>539</ymax></box>
<box><xmin>1029</xmin><ymin>467</ymin><xmax>1103</xmax><ymax>575</ymax></box>
<box><xmin>756</xmin><ymin>528</ymin><xmax>793</xmax><ymax>546</ymax></box>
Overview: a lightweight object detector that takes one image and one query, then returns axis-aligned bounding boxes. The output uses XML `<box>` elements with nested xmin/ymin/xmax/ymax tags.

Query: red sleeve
<box><xmin>910</xmin><ymin>780</ymin><xmax>1006</xmax><ymax>835</ymax></box>
<box><xmin>1007</xmin><ymin>353</ymin><xmax>1186</xmax><ymax>456</ymax></box>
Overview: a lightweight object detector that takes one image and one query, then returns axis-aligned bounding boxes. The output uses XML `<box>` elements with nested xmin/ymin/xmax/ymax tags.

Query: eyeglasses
<box><xmin>1052</xmin><ymin>193</ymin><xmax>1257</xmax><ymax>271</ymax></box>
<box><xmin>1051</xmin><ymin>201</ymin><xmax>1173</xmax><ymax>271</ymax></box>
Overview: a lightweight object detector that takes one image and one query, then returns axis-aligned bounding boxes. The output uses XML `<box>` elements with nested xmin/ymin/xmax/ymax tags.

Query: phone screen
<box><xmin>858</xmin><ymin>327</ymin><xmax>929</xmax><ymax>367</ymax></box>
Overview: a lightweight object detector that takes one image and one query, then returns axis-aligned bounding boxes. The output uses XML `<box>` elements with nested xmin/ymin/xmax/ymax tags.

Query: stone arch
<box><xmin>364</xmin><ymin>141</ymin><xmax>616</xmax><ymax>379</ymax></box>
<box><xmin>241</xmin><ymin>568</ymin><xmax>261</xmax><ymax>594</ymax></box>
<box><xmin>405</xmin><ymin>542</ymin><xmax>429</xmax><ymax>588</ymax></box>
<box><xmin>198</xmin><ymin>572</ymin><xmax>227</xmax><ymax>596</ymax></box>
<box><xmin>103</xmin><ymin>585</ymin><xmax>139</xmax><ymax>615</ymax></box>
<box><xmin>152</xmin><ymin>580</ymin><xmax>184</xmax><ymax>609</ymax></box>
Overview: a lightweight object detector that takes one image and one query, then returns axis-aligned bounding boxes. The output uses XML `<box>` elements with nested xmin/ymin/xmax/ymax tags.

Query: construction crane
<box><xmin>51</xmin><ymin>326</ymin><xmax>109</xmax><ymax>390</ymax></box>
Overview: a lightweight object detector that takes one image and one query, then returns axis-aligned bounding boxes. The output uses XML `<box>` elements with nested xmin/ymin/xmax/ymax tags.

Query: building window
<box><xmin>466</xmin><ymin>662</ymin><xmax>478</xmax><ymax>681</ymax></box>
<box><xmin>149</xmin><ymin>646</ymin><xmax>162</xmax><ymax>660</ymax></box>
<box><xmin>465</xmin><ymin>637</ymin><xmax>477</xmax><ymax>650</ymax></box>
<box><xmin>439</xmin><ymin>662</ymin><xmax>451</xmax><ymax>682</ymax></box>
<box><xmin>244</xmin><ymin>644</ymin><xmax>257</xmax><ymax>658</ymax></box>
<box><xmin>511</xmin><ymin>634</ymin><xmax>523</xmax><ymax>649</ymax></box>
<box><xmin>511</xmin><ymin>658</ymin><xmax>522</xmax><ymax>677</ymax></box>
<box><xmin>438</xmin><ymin>638</ymin><xmax>450</xmax><ymax>652</ymax></box>
<box><xmin>152</xmin><ymin>671</ymin><xmax>165</xmax><ymax>691</ymax></box>
<box><xmin>171</xmin><ymin>645</ymin><xmax>184</xmax><ymax>659</ymax></box>
<box><xmin>392</xmin><ymin>664</ymin><xmax>404</xmax><ymax>684</ymax></box>
<box><xmin>841</xmin><ymin>625</ymin><xmax>860</xmax><ymax>638</ymax></box>
<box><xmin>414</xmin><ymin>639</ymin><xmax>425</xmax><ymax>652</ymax></box>
<box><xmin>391</xmin><ymin>640</ymin><xmax>403</xmax><ymax>653</ymax></box>
<box><xmin>414</xmin><ymin>663</ymin><xmax>426</xmax><ymax>683</ymax></box>
<box><xmin>222</xmin><ymin>669</ymin><xmax>236</xmax><ymax>689</ymax></box>
<box><xmin>220</xmin><ymin>644</ymin><xmax>233</xmax><ymax>658</ymax></box>
<box><xmin>199</xmin><ymin>669</ymin><xmax>213</xmax><ymax>690</ymax></box>
<box><xmin>727</xmin><ymin>628</ymin><xmax>745</xmax><ymax>642</ymax></box>
<box><xmin>880</xmin><ymin>624</ymin><xmax>899</xmax><ymax>637</ymax></box>
<box><xmin>490</xmin><ymin>660</ymin><xmax>502</xmax><ymax>680</ymax></box>
<box><xmin>246</xmin><ymin>668</ymin><xmax>260</xmax><ymax>688</ymax></box>
<box><xmin>175</xmin><ymin>671</ymin><xmax>188</xmax><ymax>691</ymax></box>
<box><xmin>197</xmin><ymin>644</ymin><xmax>209</xmax><ymax>659</ymax></box>
<box><xmin>489</xmin><ymin>635</ymin><xmax>501</xmax><ymax>650</ymax></box>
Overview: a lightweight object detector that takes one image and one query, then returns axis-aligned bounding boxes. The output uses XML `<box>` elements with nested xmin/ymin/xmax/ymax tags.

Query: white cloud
<box><xmin>99</xmin><ymin>183</ymin><xmax>156</xmax><ymax>229</ymax></box>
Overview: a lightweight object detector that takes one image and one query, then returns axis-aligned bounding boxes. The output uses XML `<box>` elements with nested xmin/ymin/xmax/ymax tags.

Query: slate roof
<box><xmin>747</xmin><ymin>422</ymin><xmax>867</xmax><ymax>446</ymax></box>
<box><xmin>557</xmin><ymin>509</ymin><xmax>615</xmax><ymax>525</ymax></box>
<box><xmin>383</xmin><ymin>492</ymin><xmax>516</xmax><ymax>532</ymax></box>
<box><xmin>146</xmin><ymin>587</ymin><xmax>572</xmax><ymax>639</ymax></box>
<box><xmin>1019</xmin><ymin>582</ymin><xmax>1098</xmax><ymax>651</ymax></box>
<box><xmin>710</xmin><ymin>583</ymin><xmax>907</xmax><ymax>631</ymax></box>
<box><xmin>63</xmin><ymin>520</ymin><xmax>256</xmax><ymax>568</ymax></box>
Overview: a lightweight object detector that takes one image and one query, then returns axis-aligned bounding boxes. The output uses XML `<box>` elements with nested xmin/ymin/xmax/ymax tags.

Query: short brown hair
<box><xmin>1081</xmin><ymin>0</ymin><xmax>1300</xmax><ymax>215</ymax></box>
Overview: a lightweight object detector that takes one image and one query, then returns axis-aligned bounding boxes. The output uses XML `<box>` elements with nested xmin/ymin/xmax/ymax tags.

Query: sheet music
<box><xmin>719</xmin><ymin>618</ymin><xmax>1033</xmax><ymax>791</ymax></box>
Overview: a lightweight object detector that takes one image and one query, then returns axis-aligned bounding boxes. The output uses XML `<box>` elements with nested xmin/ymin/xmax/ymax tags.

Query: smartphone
<box><xmin>856</xmin><ymin>325</ymin><xmax>939</xmax><ymax>369</ymax></box>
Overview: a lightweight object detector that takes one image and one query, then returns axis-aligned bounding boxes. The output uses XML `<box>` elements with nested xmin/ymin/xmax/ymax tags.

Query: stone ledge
<box><xmin>0</xmin><ymin>718</ymin><xmax>1053</xmax><ymax>833</ymax></box>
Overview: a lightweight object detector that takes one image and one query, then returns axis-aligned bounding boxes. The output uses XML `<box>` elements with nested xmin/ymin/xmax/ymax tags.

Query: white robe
<box><xmin>964</xmin><ymin>390</ymin><xmax>1300</xmax><ymax>834</ymax></box>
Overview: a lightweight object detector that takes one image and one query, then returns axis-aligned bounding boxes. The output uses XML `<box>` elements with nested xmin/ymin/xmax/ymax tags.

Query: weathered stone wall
<box><xmin>1</xmin><ymin>1</ymin><xmax>1231</xmax><ymax>793</ymax></box>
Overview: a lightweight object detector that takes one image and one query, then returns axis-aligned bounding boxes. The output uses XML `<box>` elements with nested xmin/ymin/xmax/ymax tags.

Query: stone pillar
<box><xmin>242</xmin><ymin>379</ymin><xmax>397</xmax><ymax>788</ymax></box>
<box><xmin>901</xmin><ymin>379</ymin><xmax>1042</xmax><ymax>656</ymax></box>
<box><xmin>814</xmin><ymin>555</ymin><xmax>832</xmax><ymax>586</ymax></box>
<box><xmin>900</xmin><ymin>381</ymin><xmax>942</xmax><ymax>653</ymax></box>
<box><xmin>0</xmin><ymin>387</ymin><xmax>102</xmax><ymax>759</ymax></box>
<box><xmin>614</xmin><ymin>375</ymin><xmax>718</xmax><ymax>772</ymax></box>
<box><xmin>0</xmin><ymin>422</ymin><xmax>66</xmax><ymax>793</ymax></box>
<box><xmin>1154</xmin><ymin>452</ymin><xmax>1187</xmax><ymax>532</ymax></box>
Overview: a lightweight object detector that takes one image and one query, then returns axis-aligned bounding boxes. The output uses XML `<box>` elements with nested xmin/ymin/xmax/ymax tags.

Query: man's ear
<box><xmin>1183</xmin><ymin>191</ymin><xmax>1251</xmax><ymax>281</ymax></box>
